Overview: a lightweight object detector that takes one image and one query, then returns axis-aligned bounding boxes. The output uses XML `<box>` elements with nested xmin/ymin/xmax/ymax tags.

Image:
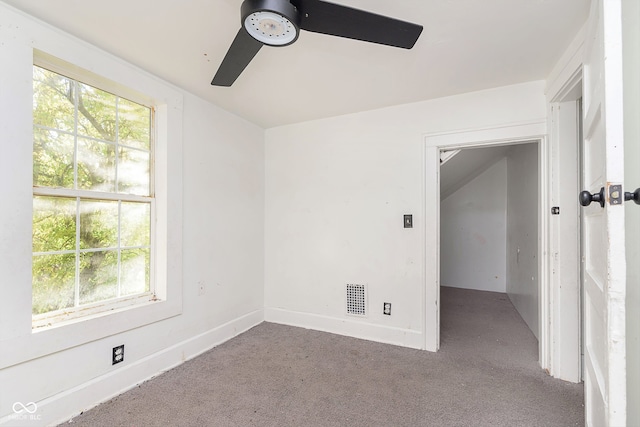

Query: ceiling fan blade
<box><xmin>291</xmin><ymin>0</ymin><xmax>423</xmax><ymax>49</ymax></box>
<box><xmin>212</xmin><ymin>28</ymin><xmax>263</xmax><ymax>87</ymax></box>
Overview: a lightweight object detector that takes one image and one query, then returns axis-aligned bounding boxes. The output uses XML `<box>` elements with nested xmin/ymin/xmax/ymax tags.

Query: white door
<box><xmin>622</xmin><ymin>0</ymin><xmax>640</xmax><ymax>424</ymax></box>
<box><xmin>581</xmin><ymin>0</ymin><xmax>627</xmax><ymax>425</ymax></box>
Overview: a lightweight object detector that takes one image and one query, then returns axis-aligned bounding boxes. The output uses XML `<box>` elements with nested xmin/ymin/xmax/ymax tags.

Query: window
<box><xmin>32</xmin><ymin>64</ymin><xmax>155</xmax><ymax>327</ymax></box>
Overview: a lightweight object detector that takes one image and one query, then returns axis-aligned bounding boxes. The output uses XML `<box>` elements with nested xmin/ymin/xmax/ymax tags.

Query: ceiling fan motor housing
<box><xmin>241</xmin><ymin>0</ymin><xmax>301</xmax><ymax>46</ymax></box>
<box><xmin>212</xmin><ymin>0</ymin><xmax>423</xmax><ymax>86</ymax></box>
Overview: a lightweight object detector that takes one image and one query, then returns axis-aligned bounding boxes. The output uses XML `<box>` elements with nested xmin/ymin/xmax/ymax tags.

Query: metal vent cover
<box><xmin>346</xmin><ymin>284</ymin><xmax>367</xmax><ymax>316</ymax></box>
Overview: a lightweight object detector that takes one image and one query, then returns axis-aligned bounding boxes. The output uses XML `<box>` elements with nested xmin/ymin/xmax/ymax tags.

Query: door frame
<box><xmin>543</xmin><ymin>22</ymin><xmax>588</xmax><ymax>383</ymax></box>
<box><xmin>420</xmin><ymin>20</ymin><xmax>591</xmax><ymax>382</ymax></box>
<box><xmin>422</xmin><ymin>121</ymin><xmax>549</xmax><ymax>367</ymax></box>
<box><xmin>424</xmin><ymin>114</ymin><xmax>585</xmax><ymax>381</ymax></box>
<box><xmin>547</xmin><ymin>72</ymin><xmax>583</xmax><ymax>383</ymax></box>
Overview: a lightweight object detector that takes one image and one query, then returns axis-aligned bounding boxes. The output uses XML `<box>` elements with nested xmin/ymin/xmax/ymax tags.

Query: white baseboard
<box><xmin>264</xmin><ymin>307</ymin><xmax>424</xmax><ymax>350</ymax></box>
<box><xmin>1</xmin><ymin>310</ymin><xmax>263</xmax><ymax>427</ymax></box>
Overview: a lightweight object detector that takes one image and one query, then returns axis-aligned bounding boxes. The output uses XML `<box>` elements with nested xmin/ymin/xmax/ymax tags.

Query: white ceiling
<box><xmin>4</xmin><ymin>0</ymin><xmax>589</xmax><ymax>128</ymax></box>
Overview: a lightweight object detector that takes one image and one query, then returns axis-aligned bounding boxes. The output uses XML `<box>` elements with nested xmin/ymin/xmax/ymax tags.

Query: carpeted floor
<box><xmin>64</xmin><ymin>287</ymin><xmax>584</xmax><ymax>426</ymax></box>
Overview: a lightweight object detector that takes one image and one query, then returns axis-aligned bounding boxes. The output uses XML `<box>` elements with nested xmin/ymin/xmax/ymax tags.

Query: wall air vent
<box><xmin>346</xmin><ymin>284</ymin><xmax>367</xmax><ymax>316</ymax></box>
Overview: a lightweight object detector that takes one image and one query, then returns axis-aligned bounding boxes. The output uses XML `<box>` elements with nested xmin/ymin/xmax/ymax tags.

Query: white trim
<box><xmin>546</xmin><ymin>24</ymin><xmax>586</xmax><ymax>101</ymax></box>
<box><xmin>545</xmin><ymin>97</ymin><xmax>582</xmax><ymax>383</ymax></box>
<box><xmin>264</xmin><ymin>308</ymin><xmax>424</xmax><ymax>350</ymax></box>
<box><xmin>34</xmin><ymin>50</ymin><xmax>155</xmax><ymax>108</ymax></box>
<box><xmin>29</xmin><ymin>54</ymin><xmax>173</xmax><ymax>334</ymax></box>
<box><xmin>0</xmin><ymin>311</ymin><xmax>264</xmax><ymax>427</ymax></box>
<box><xmin>424</xmin><ymin>121</ymin><xmax>548</xmax><ymax>365</ymax></box>
<box><xmin>420</xmin><ymin>141</ymin><xmax>428</xmax><ymax>350</ymax></box>
<box><xmin>423</xmin><ymin>145</ymin><xmax>440</xmax><ymax>352</ymax></box>
<box><xmin>33</xmin><ymin>187</ymin><xmax>153</xmax><ymax>202</ymax></box>
<box><xmin>424</xmin><ymin>120</ymin><xmax>546</xmax><ymax>147</ymax></box>
<box><xmin>544</xmin><ymin>25</ymin><xmax>586</xmax><ymax>383</ymax></box>
<box><xmin>0</xmin><ymin>4</ymin><xmax>184</xmax><ymax>369</ymax></box>
<box><xmin>538</xmin><ymin>136</ymin><xmax>551</xmax><ymax>371</ymax></box>
<box><xmin>31</xmin><ymin>292</ymin><xmax>155</xmax><ymax>330</ymax></box>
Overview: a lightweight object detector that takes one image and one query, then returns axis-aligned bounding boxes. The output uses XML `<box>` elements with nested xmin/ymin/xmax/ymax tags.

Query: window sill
<box><xmin>32</xmin><ymin>292</ymin><xmax>158</xmax><ymax>331</ymax></box>
<box><xmin>1</xmin><ymin>292</ymin><xmax>181</xmax><ymax>370</ymax></box>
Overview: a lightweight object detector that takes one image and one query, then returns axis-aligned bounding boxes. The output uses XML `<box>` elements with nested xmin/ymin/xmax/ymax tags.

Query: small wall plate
<box><xmin>112</xmin><ymin>345</ymin><xmax>125</xmax><ymax>365</ymax></box>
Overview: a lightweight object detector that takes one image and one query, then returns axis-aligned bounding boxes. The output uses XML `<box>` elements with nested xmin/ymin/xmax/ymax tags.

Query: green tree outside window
<box><xmin>32</xmin><ymin>66</ymin><xmax>152</xmax><ymax>316</ymax></box>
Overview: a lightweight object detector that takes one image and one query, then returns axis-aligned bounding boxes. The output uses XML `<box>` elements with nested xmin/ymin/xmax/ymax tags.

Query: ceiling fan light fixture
<box><xmin>241</xmin><ymin>0</ymin><xmax>300</xmax><ymax>46</ymax></box>
<box><xmin>212</xmin><ymin>0</ymin><xmax>424</xmax><ymax>87</ymax></box>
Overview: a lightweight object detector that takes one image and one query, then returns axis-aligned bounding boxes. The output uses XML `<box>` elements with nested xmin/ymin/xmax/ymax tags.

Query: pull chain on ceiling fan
<box><xmin>211</xmin><ymin>0</ymin><xmax>423</xmax><ymax>87</ymax></box>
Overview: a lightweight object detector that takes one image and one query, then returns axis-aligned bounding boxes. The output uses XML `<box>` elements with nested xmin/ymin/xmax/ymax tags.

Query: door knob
<box><xmin>579</xmin><ymin>187</ymin><xmax>605</xmax><ymax>208</ymax></box>
<box><xmin>625</xmin><ymin>188</ymin><xmax>640</xmax><ymax>205</ymax></box>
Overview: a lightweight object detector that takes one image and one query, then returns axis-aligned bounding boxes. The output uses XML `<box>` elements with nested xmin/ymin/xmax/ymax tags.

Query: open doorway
<box><xmin>424</xmin><ymin>119</ymin><xmax>582</xmax><ymax>381</ymax></box>
<box><xmin>438</xmin><ymin>142</ymin><xmax>540</xmax><ymax>368</ymax></box>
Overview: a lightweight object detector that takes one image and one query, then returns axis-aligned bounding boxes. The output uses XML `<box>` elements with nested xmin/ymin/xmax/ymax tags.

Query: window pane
<box><xmin>79</xmin><ymin>200</ymin><xmax>118</xmax><ymax>249</ymax></box>
<box><xmin>33</xmin><ymin>127</ymin><xmax>75</xmax><ymax>189</ymax></box>
<box><xmin>33</xmin><ymin>196</ymin><xmax>77</xmax><ymax>253</ymax></box>
<box><xmin>33</xmin><ymin>67</ymin><xmax>75</xmax><ymax>133</ymax></box>
<box><xmin>77</xmin><ymin>138</ymin><xmax>116</xmax><ymax>192</ymax></box>
<box><xmin>120</xmin><ymin>248</ymin><xmax>150</xmax><ymax>296</ymax></box>
<box><xmin>118</xmin><ymin>147</ymin><xmax>150</xmax><ymax>195</ymax></box>
<box><xmin>77</xmin><ymin>83</ymin><xmax>116</xmax><ymax>142</ymax></box>
<box><xmin>79</xmin><ymin>250</ymin><xmax>118</xmax><ymax>304</ymax></box>
<box><xmin>119</xmin><ymin>98</ymin><xmax>150</xmax><ymax>150</ymax></box>
<box><xmin>32</xmin><ymin>63</ymin><xmax>154</xmax><ymax>320</ymax></box>
<box><xmin>32</xmin><ymin>253</ymin><xmax>76</xmax><ymax>314</ymax></box>
<box><xmin>121</xmin><ymin>202</ymin><xmax>150</xmax><ymax>247</ymax></box>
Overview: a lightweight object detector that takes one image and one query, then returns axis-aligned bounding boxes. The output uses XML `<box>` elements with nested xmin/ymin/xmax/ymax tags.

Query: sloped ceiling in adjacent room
<box><xmin>441</xmin><ymin>145</ymin><xmax>513</xmax><ymax>200</ymax></box>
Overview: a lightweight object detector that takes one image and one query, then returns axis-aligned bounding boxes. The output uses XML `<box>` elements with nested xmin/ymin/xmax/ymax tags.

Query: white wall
<box><xmin>440</xmin><ymin>157</ymin><xmax>507</xmax><ymax>292</ymax></box>
<box><xmin>0</xmin><ymin>4</ymin><xmax>264</xmax><ymax>425</ymax></box>
<box><xmin>265</xmin><ymin>82</ymin><xmax>547</xmax><ymax>351</ymax></box>
<box><xmin>506</xmin><ymin>144</ymin><xmax>539</xmax><ymax>339</ymax></box>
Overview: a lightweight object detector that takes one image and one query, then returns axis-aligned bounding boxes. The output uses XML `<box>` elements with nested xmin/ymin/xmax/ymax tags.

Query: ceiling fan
<box><xmin>211</xmin><ymin>0</ymin><xmax>423</xmax><ymax>86</ymax></box>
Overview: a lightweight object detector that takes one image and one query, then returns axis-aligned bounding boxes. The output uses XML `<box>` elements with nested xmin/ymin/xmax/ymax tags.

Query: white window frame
<box><xmin>0</xmin><ymin>46</ymin><xmax>182</xmax><ymax>376</ymax></box>
<box><xmin>31</xmin><ymin>54</ymin><xmax>159</xmax><ymax>328</ymax></box>
<box><xmin>1</xmin><ymin>8</ymin><xmax>185</xmax><ymax>369</ymax></box>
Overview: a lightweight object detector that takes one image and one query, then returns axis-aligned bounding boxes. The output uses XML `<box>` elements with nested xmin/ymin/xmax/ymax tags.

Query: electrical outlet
<box><xmin>112</xmin><ymin>345</ymin><xmax>124</xmax><ymax>365</ymax></box>
<box><xmin>383</xmin><ymin>302</ymin><xmax>391</xmax><ymax>315</ymax></box>
<box><xmin>198</xmin><ymin>280</ymin><xmax>206</xmax><ymax>296</ymax></box>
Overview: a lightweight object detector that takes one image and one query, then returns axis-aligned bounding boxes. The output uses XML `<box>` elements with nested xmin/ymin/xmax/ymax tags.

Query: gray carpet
<box><xmin>64</xmin><ymin>287</ymin><xmax>584</xmax><ymax>426</ymax></box>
